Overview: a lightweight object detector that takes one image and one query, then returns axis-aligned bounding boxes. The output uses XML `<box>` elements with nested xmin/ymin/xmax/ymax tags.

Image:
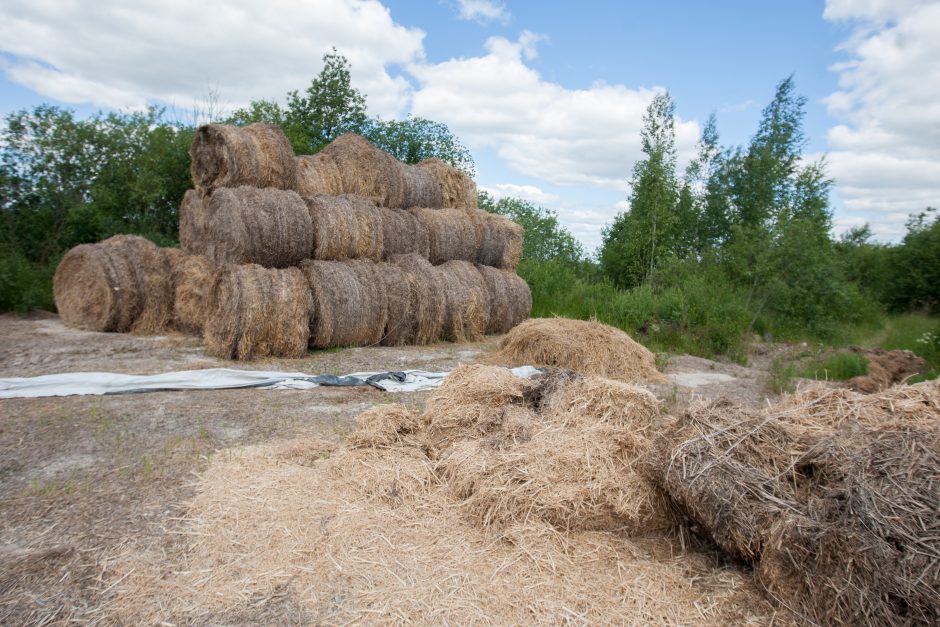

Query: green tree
<box><xmin>366</xmin><ymin>116</ymin><xmax>475</xmax><ymax>176</ymax></box>
<box><xmin>478</xmin><ymin>191</ymin><xmax>583</xmax><ymax>266</ymax></box>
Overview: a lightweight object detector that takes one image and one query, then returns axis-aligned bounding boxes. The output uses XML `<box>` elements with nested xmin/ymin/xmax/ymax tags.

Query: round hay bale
<box><xmin>416</xmin><ymin>158</ymin><xmax>477</xmax><ymax>211</ymax></box>
<box><xmin>190</xmin><ymin>123</ymin><xmax>297</xmax><ymax>192</ymax></box>
<box><xmin>301</xmin><ymin>259</ymin><xmax>388</xmax><ymax>349</ymax></box>
<box><xmin>167</xmin><ymin>251</ymin><xmax>215</xmax><ymax>335</ymax></box>
<box><xmin>473</xmin><ymin>210</ymin><xmax>523</xmax><ymax>270</ymax></box>
<box><xmin>437</xmin><ymin>260</ymin><xmax>490</xmax><ymax>343</ymax></box>
<box><xmin>304</xmin><ymin>194</ymin><xmax>383</xmax><ymax>261</ymax></box>
<box><xmin>53</xmin><ymin>235</ymin><xmax>173</xmax><ymax>334</ymax></box>
<box><xmin>484</xmin><ymin>318</ymin><xmax>667</xmax><ymax>384</ymax></box>
<box><xmin>409</xmin><ymin>208</ymin><xmax>480</xmax><ymax>265</ymax></box>
<box><xmin>295</xmin><ymin>153</ymin><xmax>343</xmax><ymax>197</ymax></box>
<box><xmin>380</xmin><ymin>207</ymin><xmax>430</xmax><ymax>260</ymax></box>
<box><xmin>387</xmin><ymin>253</ymin><xmax>446</xmax><ymax>345</ymax></box>
<box><xmin>318</xmin><ymin>133</ymin><xmax>406</xmax><ymax>208</ymax></box>
<box><xmin>476</xmin><ymin>265</ymin><xmax>531</xmax><ymax>334</ymax></box>
<box><xmin>378</xmin><ymin>262</ymin><xmax>416</xmax><ymax>347</ymax></box>
<box><xmin>198</xmin><ymin>186</ymin><xmax>312</xmax><ymax>268</ymax></box>
<box><xmin>402</xmin><ymin>164</ymin><xmax>443</xmax><ymax>208</ymax></box>
<box><xmin>203</xmin><ymin>264</ymin><xmax>312</xmax><ymax>360</ymax></box>
<box><xmin>178</xmin><ymin>189</ymin><xmax>209</xmax><ymax>255</ymax></box>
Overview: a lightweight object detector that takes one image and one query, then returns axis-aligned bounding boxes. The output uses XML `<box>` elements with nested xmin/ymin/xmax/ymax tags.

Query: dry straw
<box><xmin>301</xmin><ymin>259</ymin><xmax>388</xmax><ymax>349</ymax></box>
<box><xmin>166</xmin><ymin>250</ymin><xmax>214</xmax><ymax>335</ymax></box>
<box><xmin>304</xmin><ymin>194</ymin><xmax>383</xmax><ymax>261</ymax></box>
<box><xmin>295</xmin><ymin>153</ymin><xmax>343</xmax><ymax>197</ymax></box>
<box><xmin>387</xmin><ymin>253</ymin><xmax>445</xmax><ymax>345</ymax></box>
<box><xmin>379</xmin><ymin>207</ymin><xmax>430</xmax><ymax>259</ymax></box>
<box><xmin>436</xmin><ymin>260</ymin><xmax>490</xmax><ymax>342</ymax></box>
<box><xmin>203</xmin><ymin>264</ymin><xmax>311</xmax><ymax>360</ymax></box>
<box><xmin>319</xmin><ymin>133</ymin><xmax>407</xmax><ymax>207</ymax></box>
<box><xmin>189</xmin><ymin>123</ymin><xmax>298</xmax><ymax>192</ymax></box>
<box><xmin>417</xmin><ymin>157</ymin><xmax>478</xmax><ymax>211</ymax></box>
<box><xmin>178</xmin><ymin>189</ymin><xmax>208</xmax><ymax>256</ymax></box>
<box><xmin>409</xmin><ymin>207</ymin><xmax>480</xmax><ymax>265</ymax></box>
<box><xmin>54</xmin><ymin>235</ymin><xmax>172</xmax><ymax>334</ymax></box>
<box><xmin>198</xmin><ymin>186</ymin><xmax>312</xmax><ymax>268</ymax></box>
<box><xmin>485</xmin><ymin>317</ymin><xmax>668</xmax><ymax>384</ymax></box>
<box><xmin>473</xmin><ymin>210</ymin><xmax>523</xmax><ymax>270</ymax></box>
<box><xmin>402</xmin><ymin>163</ymin><xmax>444</xmax><ymax>208</ymax></box>
<box><xmin>476</xmin><ymin>265</ymin><xmax>531</xmax><ymax>334</ymax></box>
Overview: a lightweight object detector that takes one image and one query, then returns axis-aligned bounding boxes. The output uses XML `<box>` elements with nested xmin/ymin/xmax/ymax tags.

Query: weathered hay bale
<box><xmin>304</xmin><ymin>194</ymin><xmax>383</xmax><ymax>261</ymax></box>
<box><xmin>189</xmin><ymin>123</ymin><xmax>297</xmax><ymax>192</ymax></box>
<box><xmin>476</xmin><ymin>265</ymin><xmax>531</xmax><ymax>334</ymax></box>
<box><xmin>484</xmin><ymin>318</ymin><xmax>667</xmax><ymax>384</ymax></box>
<box><xmin>437</xmin><ymin>260</ymin><xmax>489</xmax><ymax>342</ymax></box>
<box><xmin>166</xmin><ymin>251</ymin><xmax>214</xmax><ymax>335</ymax></box>
<box><xmin>409</xmin><ymin>207</ymin><xmax>480</xmax><ymax>265</ymax></box>
<box><xmin>402</xmin><ymin>164</ymin><xmax>443</xmax><ymax>208</ymax></box>
<box><xmin>347</xmin><ymin>404</ymin><xmax>424</xmax><ymax>449</ymax></box>
<box><xmin>387</xmin><ymin>253</ymin><xmax>445</xmax><ymax>345</ymax></box>
<box><xmin>473</xmin><ymin>210</ymin><xmax>523</xmax><ymax>270</ymax></box>
<box><xmin>178</xmin><ymin>189</ymin><xmax>209</xmax><ymax>255</ymax></box>
<box><xmin>378</xmin><ymin>262</ymin><xmax>415</xmax><ymax>346</ymax></box>
<box><xmin>295</xmin><ymin>153</ymin><xmax>343</xmax><ymax>197</ymax></box>
<box><xmin>301</xmin><ymin>259</ymin><xmax>388</xmax><ymax>349</ymax></box>
<box><xmin>53</xmin><ymin>235</ymin><xmax>173</xmax><ymax>334</ymax></box>
<box><xmin>417</xmin><ymin>157</ymin><xmax>477</xmax><ymax>210</ymax></box>
<box><xmin>379</xmin><ymin>207</ymin><xmax>430</xmax><ymax>259</ymax></box>
<box><xmin>197</xmin><ymin>187</ymin><xmax>312</xmax><ymax>268</ymax></box>
<box><xmin>318</xmin><ymin>133</ymin><xmax>406</xmax><ymax>207</ymax></box>
<box><xmin>203</xmin><ymin>264</ymin><xmax>311</xmax><ymax>360</ymax></box>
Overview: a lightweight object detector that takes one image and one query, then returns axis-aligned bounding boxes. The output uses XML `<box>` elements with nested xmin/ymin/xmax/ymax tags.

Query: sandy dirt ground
<box><xmin>0</xmin><ymin>313</ymin><xmax>777</xmax><ymax>624</ymax></box>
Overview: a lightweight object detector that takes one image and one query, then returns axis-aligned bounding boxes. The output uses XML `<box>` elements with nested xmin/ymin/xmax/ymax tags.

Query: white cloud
<box><xmin>455</xmin><ymin>0</ymin><xmax>510</xmax><ymax>25</ymax></box>
<box><xmin>480</xmin><ymin>183</ymin><xmax>560</xmax><ymax>204</ymax></box>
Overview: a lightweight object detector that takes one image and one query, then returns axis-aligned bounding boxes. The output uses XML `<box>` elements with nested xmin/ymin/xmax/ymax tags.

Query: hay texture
<box><xmin>189</xmin><ymin>123</ymin><xmax>297</xmax><ymax>192</ymax></box>
<box><xmin>417</xmin><ymin>157</ymin><xmax>477</xmax><ymax>211</ymax></box>
<box><xmin>301</xmin><ymin>259</ymin><xmax>388</xmax><ymax>349</ymax></box>
<box><xmin>178</xmin><ymin>189</ymin><xmax>208</xmax><ymax>255</ymax></box>
<box><xmin>485</xmin><ymin>317</ymin><xmax>667</xmax><ymax>384</ymax></box>
<box><xmin>473</xmin><ymin>210</ymin><xmax>523</xmax><ymax>270</ymax></box>
<box><xmin>203</xmin><ymin>264</ymin><xmax>311</xmax><ymax>360</ymax></box>
<box><xmin>295</xmin><ymin>153</ymin><xmax>343</xmax><ymax>197</ymax></box>
<box><xmin>476</xmin><ymin>265</ymin><xmax>531</xmax><ymax>334</ymax></box>
<box><xmin>409</xmin><ymin>207</ymin><xmax>480</xmax><ymax>265</ymax></box>
<box><xmin>318</xmin><ymin>133</ymin><xmax>406</xmax><ymax>207</ymax></box>
<box><xmin>437</xmin><ymin>260</ymin><xmax>490</xmax><ymax>342</ymax></box>
<box><xmin>197</xmin><ymin>186</ymin><xmax>312</xmax><ymax>268</ymax></box>
<box><xmin>54</xmin><ymin>235</ymin><xmax>173</xmax><ymax>334</ymax></box>
<box><xmin>166</xmin><ymin>251</ymin><xmax>214</xmax><ymax>335</ymax></box>
<box><xmin>304</xmin><ymin>194</ymin><xmax>383</xmax><ymax>261</ymax></box>
<box><xmin>402</xmin><ymin>163</ymin><xmax>443</xmax><ymax>208</ymax></box>
<box><xmin>387</xmin><ymin>253</ymin><xmax>445</xmax><ymax>345</ymax></box>
<box><xmin>379</xmin><ymin>207</ymin><xmax>430</xmax><ymax>259</ymax></box>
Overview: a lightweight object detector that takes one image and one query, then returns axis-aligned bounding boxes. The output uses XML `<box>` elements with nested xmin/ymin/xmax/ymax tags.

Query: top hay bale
<box><xmin>190</xmin><ymin>123</ymin><xmax>298</xmax><ymax>192</ymax></box>
<box><xmin>318</xmin><ymin>134</ymin><xmax>406</xmax><ymax>208</ymax></box>
<box><xmin>295</xmin><ymin>153</ymin><xmax>344</xmax><ymax>197</ymax></box>
<box><xmin>417</xmin><ymin>158</ymin><xmax>477</xmax><ymax>211</ymax></box>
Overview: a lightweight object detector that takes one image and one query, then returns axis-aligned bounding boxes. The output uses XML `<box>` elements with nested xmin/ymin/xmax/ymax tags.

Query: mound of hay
<box><xmin>166</xmin><ymin>251</ymin><xmax>214</xmax><ymax>335</ymax></box>
<box><xmin>402</xmin><ymin>164</ymin><xmax>443</xmax><ymax>208</ymax></box>
<box><xmin>485</xmin><ymin>318</ymin><xmax>667</xmax><ymax>384</ymax></box>
<box><xmin>437</xmin><ymin>260</ymin><xmax>490</xmax><ymax>342</ymax></box>
<box><xmin>178</xmin><ymin>189</ymin><xmax>209</xmax><ymax>255</ymax></box>
<box><xmin>203</xmin><ymin>264</ymin><xmax>311</xmax><ymax>360</ymax></box>
<box><xmin>409</xmin><ymin>207</ymin><xmax>480</xmax><ymax>264</ymax></box>
<box><xmin>473</xmin><ymin>210</ymin><xmax>523</xmax><ymax>270</ymax></box>
<box><xmin>198</xmin><ymin>186</ymin><xmax>312</xmax><ymax>268</ymax></box>
<box><xmin>301</xmin><ymin>259</ymin><xmax>388</xmax><ymax>349</ymax></box>
<box><xmin>417</xmin><ymin>158</ymin><xmax>477</xmax><ymax>211</ymax></box>
<box><xmin>295</xmin><ymin>153</ymin><xmax>343</xmax><ymax>197</ymax></box>
<box><xmin>54</xmin><ymin>235</ymin><xmax>173</xmax><ymax>334</ymax></box>
<box><xmin>318</xmin><ymin>133</ymin><xmax>406</xmax><ymax>208</ymax></box>
<box><xmin>476</xmin><ymin>265</ymin><xmax>531</xmax><ymax>334</ymax></box>
<box><xmin>379</xmin><ymin>207</ymin><xmax>430</xmax><ymax>259</ymax></box>
<box><xmin>189</xmin><ymin>123</ymin><xmax>298</xmax><ymax>192</ymax></box>
<box><xmin>387</xmin><ymin>253</ymin><xmax>445</xmax><ymax>344</ymax></box>
<box><xmin>847</xmin><ymin>347</ymin><xmax>929</xmax><ymax>393</ymax></box>
<box><xmin>304</xmin><ymin>194</ymin><xmax>383</xmax><ymax>261</ymax></box>
<box><xmin>346</xmin><ymin>404</ymin><xmax>424</xmax><ymax>449</ymax></box>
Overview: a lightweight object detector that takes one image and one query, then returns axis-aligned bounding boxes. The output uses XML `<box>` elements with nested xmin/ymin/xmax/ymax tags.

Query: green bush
<box><xmin>0</xmin><ymin>247</ymin><xmax>57</xmax><ymax>312</ymax></box>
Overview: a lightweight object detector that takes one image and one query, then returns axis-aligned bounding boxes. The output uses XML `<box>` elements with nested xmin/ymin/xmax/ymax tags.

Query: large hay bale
<box><xmin>379</xmin><ymin>207</ymin><xmax>430</xmax><ymax>259</ymax></box>
<box><xmin>295</xmin><ymin>153</ymin><xmax>343</xmax><ymax>197</ymax></box>
<box><xmin>304</xmin><ymin>194</ymin><xmax>383</xmax><ymax>261</ymax></box>
<box><xmin>197</xmin><ymin>186</ymin><xmax>312</xmax><ymax>268</ymax></box>
<box><xmin>473</xmin><ymin>210</ymin><xmax>523</xmax><ymax>270</ymax></box>
<box><xmin>301</xmin><ymin>259</ymin><xmax>388</xmax><ymax>349</ymax></box>
<box><xmin>484</xmin><ymin>318</ymin><xmax>667</xmax><ymax>384</ymax></box>
<box><xmin>377</xmin><ymin>262</ymin><xmax>415</xmax><ymax>346</ymax></box>
<box><xmin>54</xmin><ymin>235</ymin><xmax>173</xmax><ymax>334</ymax></box>
<box><xmin>189</xmin><ymin>123</ymin><xmax>298</xmax><ymax>192</ymax></box>
<box><xmin>476</xmin><ymin>265</ymin><xmax>531</xmax><ymax>334</ymax></box>
<box><xmin>387</xmin><ymin>253</ymin><xmax>445</xmax><ymax>345</ymax></box>
<box><xmin>437</xmin><ymin>260</ymin><xmax>490</xmax><ymax>342</ymax></box>
<box><xmin>409</xmin><ymin>207</ymin><xmax>480</xmax><ymax>265</ymax></box>
<box><xmin>203</xmin><ymin>264</ymin><xmax>312</xmax><ymax>360</ymax></box>
<box><xmin>402</xmin><ymin>164</ymin><xmax>443</xmax><ymax>208</ymax></box>
<box><xmin>318</xmin><ymin>133</ymin><xmax>406</xmax><ymax>208</ymax></box>
<box><xmin>417</xmin><ymin>158</ymin><xmax>477</xmax><ymax>211</ymax></box>
<box><xmin>178</xmin><ymin>189</ymin><xmax>209</xmax><ymax>255</ymax></box>
<box><xmin>166</xmin><ymin>251</ymin><xmax>214</xmax><ymax>335</ymax></box>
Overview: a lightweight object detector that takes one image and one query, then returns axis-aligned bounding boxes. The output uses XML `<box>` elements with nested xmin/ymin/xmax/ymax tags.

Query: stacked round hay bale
<box><xmin>165</xmin><ymin>250</ymin><xmax>215</xmax><ymax>335</ymax></box>
<box><xmin>317</xmin><ymin>133</ymin><xmax>407</xmax><ymax>208</ymax></box>
<box><xmin>416</xmin><ymin>157</ymin><xmax>477</xmax><ymax>211</ymax></box>
<box><xmin>304</xmin><ymin>194</ymin><xmax>383</xmax><ymax>261</ymax></box>
<box><xmin>301</xmin><ymin>259</ymin><xmax>388</xmax><ymax>349</ymax></box>
<box><xmin>190</xmin><ymin>123</ymin><xmax>298</xmax><ymax>192</ymax></box>
<box><xmin>386</xmin><ymin>254</ymin><xmax>446</xmax><ymax>345</ymax></box>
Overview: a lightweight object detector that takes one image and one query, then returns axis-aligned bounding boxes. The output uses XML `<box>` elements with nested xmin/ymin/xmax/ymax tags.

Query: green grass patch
<box><xmin>796</xmin><ymin>351</ymin><xmax>868</xmax><ymax>381</ymax></box>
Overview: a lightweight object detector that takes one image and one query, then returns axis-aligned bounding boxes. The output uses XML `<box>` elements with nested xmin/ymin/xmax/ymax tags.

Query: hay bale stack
<box><xmin>379</xmin><ymin>207</ymin><xmax>430</xmax><ymax>259</ymax></box>
<box><xmin>402</xmin><ymin>164</ymin><xmax>443</xmax><ymax>208</ymax></box>
<box><xmin>178</xmin><ymin>189</ymin><xmax>209</xmax><ymax>255</ymax></box>
<box><xmin>409</xmin><ymin>207</ymin><xmax>480</xmax><ymax>265</ymax></box>
<box><xmin>473</xmin><ymin>210</ymin><xmax>523</xmax><ymax>270</ymax></box>
<box><xmin>189</xmin><ymin>123</ymin><xmax>298</xmax><ymax>192</ymax></box>
<box><xmin>166</xmin><ymin>251</ymin><xmax>214</xmax><ymax>335</ymax></box>
<box><xmin>301</xmin><ymin>259</ymin><xmax>388</xmax><ymax>349</ymax></box>
<box><xmin>197</xmin><ymin>187</ymin><xmax>312</xmax><ymax>268</ymax></box>
<box><xmin>476</xmin><ymin>265</ymin><xmax>531</xmax><ymax>334</ymax></box>
<box><xmin>304</xmin><ymin>194</ymin><xmax>383</xmax><ymax>261</ymax></box>
<box><xmin>203</xmin><ymin>264</ymin><xmax>312</xmax><ymax>360</ymax></box>
<box><xmin>387</xmin><ymin>254</ymin><xmax>446</xmax><ymax>345</ymax></box>
<box><xmin>378</xmin><ymin>261</ymin><xmax>417</xmax><ymax>346</ymax></box>
<box><xmin>484</xmin><ymin>318</ymin><xmax>667</xmax><ymax>384</ymax></box>
<box><xmin>295</xmin><ymin>153</ymin><xmax>343</xmax><ymax>197</ymax></box>
<box><xmin>437</xmin><ymin>260</ymin><xmax>490</xmax><ymax>342</ymax></box>
<box><xmin>54</xmin><ymin>235</ymin><xmax>173</xmax><ymax>334</ymax></box>
<box><xmin>318</xmin><ymin>133</ymin><xmax>406</xmax><ymax>208</ymax></box>
<box><xmin>417</xmin><ymin>158</ymin><xmax>477</xmax><ymax>210</ymax></box>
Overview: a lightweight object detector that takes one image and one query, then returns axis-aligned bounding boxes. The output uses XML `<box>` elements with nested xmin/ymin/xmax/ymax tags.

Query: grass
<box><xmin>834</xmin><ymin>313</ymin><xmax>940</xmax><ymax>381</ymax></box>
<box><xmin>796</xmin><ymin>351</ymin><xmax>868</xmax><ymax>381</ymax></box>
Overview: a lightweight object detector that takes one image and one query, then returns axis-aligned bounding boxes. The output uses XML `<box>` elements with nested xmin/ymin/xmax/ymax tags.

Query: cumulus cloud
<box><xmin>454</xmin><ymin>0</ymin><xmax>510</xmax><ymax>25</ymax></box>
<box><xmin>480</xmin><ymin>183</ymin><xmax>560</xmax><ymax>204</ymax></box>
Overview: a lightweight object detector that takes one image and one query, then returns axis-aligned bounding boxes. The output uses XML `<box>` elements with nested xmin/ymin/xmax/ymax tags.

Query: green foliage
<box><xmin>797</xmin><ymin>351</ymin><xmax>869</xmax><ymax>381</ymax></box>
<box><xmin>0</xmin><ymin>246</ymin><xmax>57</xmax><ymax>312</ymax></box>
<box><xmin>478</xmin><ymin>192</ymin><xmax>584</xmax><ymax>267</ymax></box>
<box><xmin>366</xmin><ymin>116</ymin><xmax>475</xmax><ymax>176</ymax></box>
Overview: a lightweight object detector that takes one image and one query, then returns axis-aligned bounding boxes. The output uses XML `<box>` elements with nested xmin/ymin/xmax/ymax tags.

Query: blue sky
<box><xmin>2</xmin><ymin>0</ymin><xmax>937</xmax><ymax>252</ymax></box>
